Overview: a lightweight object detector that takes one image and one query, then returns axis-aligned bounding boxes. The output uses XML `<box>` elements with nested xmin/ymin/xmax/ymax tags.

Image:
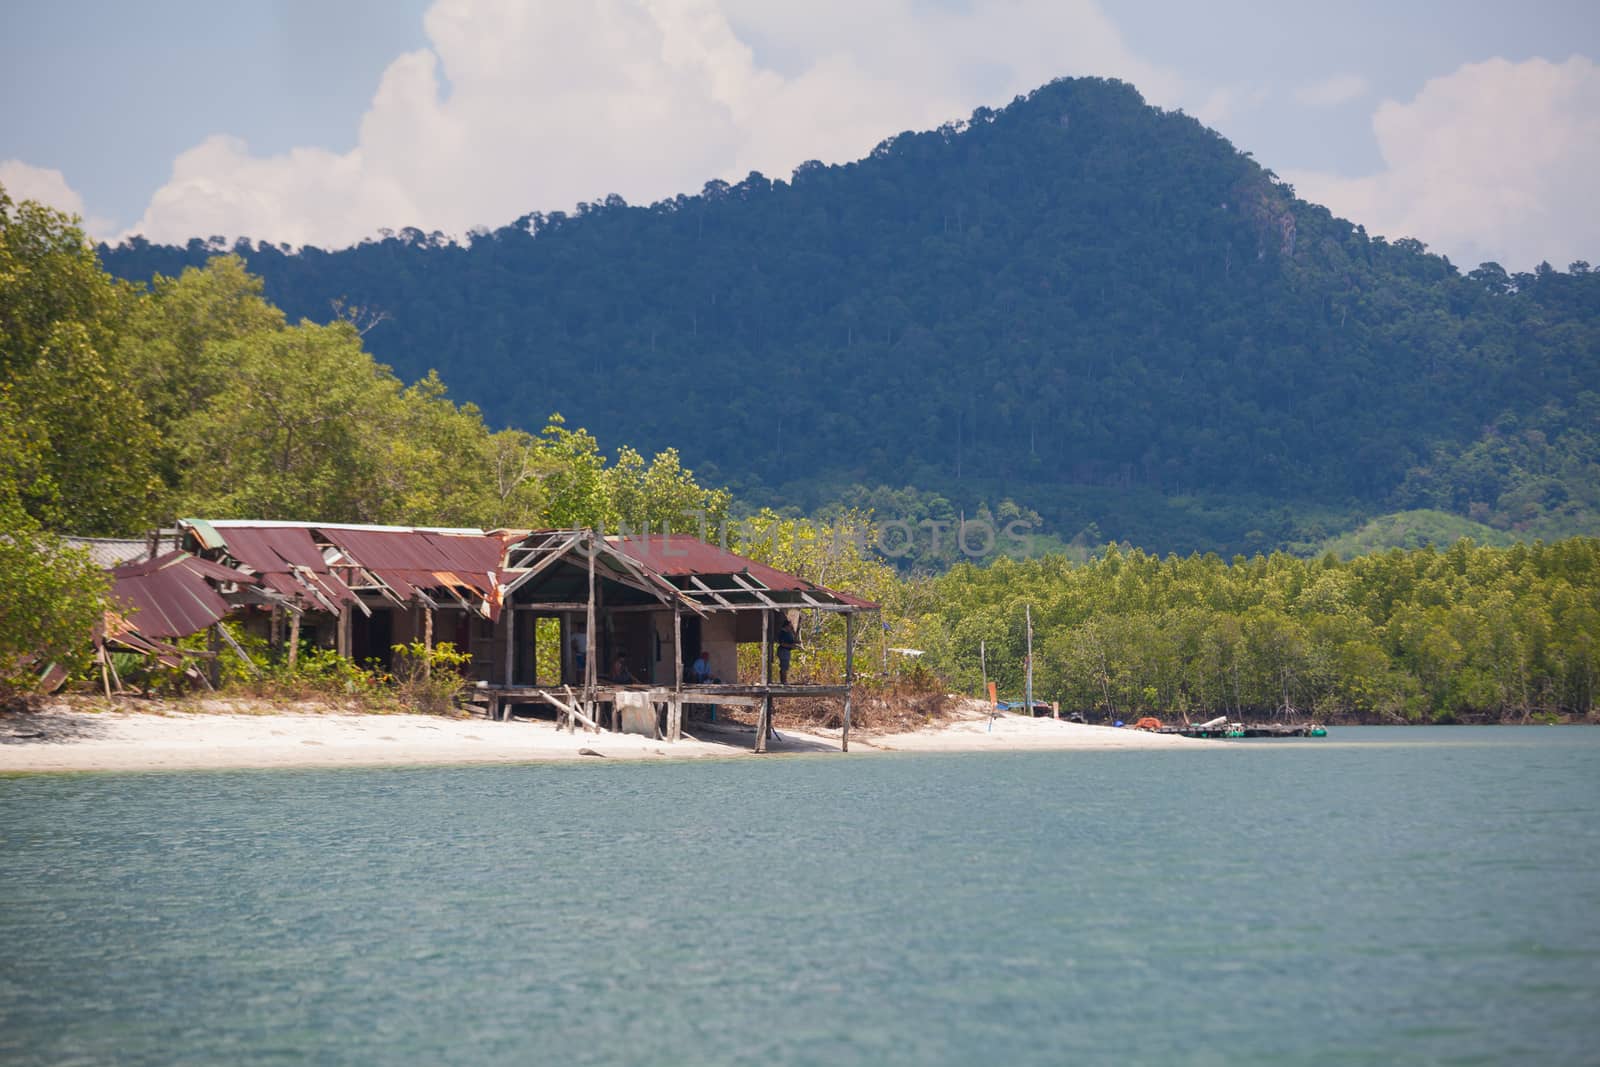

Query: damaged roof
<box><xmin>611</xmin><ymin>534</ymin><xmax>877</xmax><ymax>610</ymax></box>
<box><xmin>108</xmin><ymin>550</ymin><xmax>254</xmax><ymax>639</ymax></box>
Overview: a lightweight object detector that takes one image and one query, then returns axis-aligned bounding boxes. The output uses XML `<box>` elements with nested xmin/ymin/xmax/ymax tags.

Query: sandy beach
<box><xmin>0</xmin><ymin>699</ymin><xmax>1213</xmax><ymax>774</ymax></box>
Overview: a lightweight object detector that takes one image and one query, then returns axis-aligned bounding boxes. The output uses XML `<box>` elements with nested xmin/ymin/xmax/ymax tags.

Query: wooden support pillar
<box><xmin>503</xmin><ymin>604</ymin><xmax>515</xmax><ymax>688</ymax></box>
<box><xmin>671</xmin><ymin>602</ymin><xmax>683</xmax><ymax>742</ymax></box>
<box><xmin>207</xmin><ymin>624</ymin><xmax>222</xmax><ymax>689</ymax></box>
<box><xmin>423</xmin><ymin>605</ymin><xmax>434</xmax><ymax>680</ymax></box>
<box><xmin>287</xmin><ymin>608</ymin><xmax>302</xmax><ymax>672</ymax></box>
<box><xmin>584</xmin><ymin>532</ymin><xmax>598</xmax><ymax>732</ymax></box>
<box><xmin>337</xmin><ymin>604</ymin><xmax>351</xmax><ymax>659</ymax></box>
<box><xmin>756</xmin><ymin>609</ymin><xmax>772</xmax><ymax>753</ymax></box>
<box><xmin>270</xmin><ymin>605</ymin><xmax>283</xmax><ymax>654</ymax></box>
<box><xmin>842</xmin><ymin>612</ymin><xmax>856</xmax><ymax>753</ymax></box>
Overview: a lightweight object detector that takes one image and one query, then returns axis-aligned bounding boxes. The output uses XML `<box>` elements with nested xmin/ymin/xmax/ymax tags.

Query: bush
<box><xmin>391</xmin><ymin>641</ymin><xmax>471</xmax><ymax>715</ymax></box>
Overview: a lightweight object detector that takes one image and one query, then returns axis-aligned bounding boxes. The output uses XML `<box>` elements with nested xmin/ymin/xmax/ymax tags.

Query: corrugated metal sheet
<box><xmin>109</xmin><ymin>551</ymin><xmax>236</xmax><ymax>638</ymax></box>
<box><xmin>62</xmin><ymin>537</ymin><xmax>150</xmax><ymax>569</ymax></box>
<box><xmin>320</xmin><ymin>527</ymin><xmax>504</xmax><ymax>600</ymax></box>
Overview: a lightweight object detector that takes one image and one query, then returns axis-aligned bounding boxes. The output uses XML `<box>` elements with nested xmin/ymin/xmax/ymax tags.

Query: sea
<box><xmin>2</xmin><ymin>726</ymin><xmax>1597</xmax><ymax>1065</ymax></box>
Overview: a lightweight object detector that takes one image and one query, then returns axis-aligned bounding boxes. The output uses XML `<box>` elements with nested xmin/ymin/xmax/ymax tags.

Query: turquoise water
<box><xmin>2</xmin><ymin>726</ymin><xmax>1598</xmax><ymax>1065</ymax></box>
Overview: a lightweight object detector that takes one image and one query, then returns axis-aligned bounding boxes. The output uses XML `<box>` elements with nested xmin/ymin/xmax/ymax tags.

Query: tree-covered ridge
<box><xmin>913</xmin><ymin>539</ymin><xmax>1600</xmax><ymax>723</ymax></box>
<box><xmin>0</xmin><ymin>189</ymin><xmax>730</xmax><ymax>539</ymax></box>
<box><xmin>99</xmin><ymin>76</ymin><xmax>1600</xmax><ymax>553</ymax></box>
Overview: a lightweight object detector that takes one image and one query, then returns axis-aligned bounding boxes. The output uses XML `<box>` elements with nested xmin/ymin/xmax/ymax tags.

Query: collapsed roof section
<box><xmin>107</xmin><ymin>550</ymin><xmax>253</xmax><ymax>639</ymax></box>
<box><xmin>611</xmin><ymin>534</ymin><xmax>877</xmax><ymax>612</ymax></box>
<box><xmin>178</xmin><ymin>519</ymin><xmax>508</xmax><ymax>619</ymax></box>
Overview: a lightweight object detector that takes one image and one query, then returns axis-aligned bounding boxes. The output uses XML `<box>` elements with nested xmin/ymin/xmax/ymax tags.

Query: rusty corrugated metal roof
<box><xmin>109</xmin><ymin>551</ymin><xmax>238</xmax><ymax>639</ymax></box>
<box><xmin>318</xmin><ymin>527</ymin><xmax>504</xmax><ymax>601</ymax></box>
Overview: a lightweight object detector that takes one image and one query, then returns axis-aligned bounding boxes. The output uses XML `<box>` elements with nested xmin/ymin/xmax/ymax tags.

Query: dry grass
<box><xmin>713</xmin><ymin>680</ymin><xmax>954</xmax><ymax>736</ymax></box>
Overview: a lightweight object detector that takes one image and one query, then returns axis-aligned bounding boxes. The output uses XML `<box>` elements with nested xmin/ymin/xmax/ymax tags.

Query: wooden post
<box><xmin>503</xmin><ymin>605</ymin><xmax>515</xmax><ymax>688</ymax></box>
<box><xmin>337</xmin><ymin>604</ymin><xmax>351</xmax><ymax>659</ymax></box>
<box><xmin>207</xmin><ymin>624</ymin><xmax>222</xmax><ymax>689</ymax></box>
<box><xmin>671</xmin><ymin>603</ymin><xmax>683</xmax><ymax>742</ymax></box>
<box><xmin>1025</xmin><ymin>604</ymin><xmax>1034</xmax><ymax>716</ymax></box>
<box><xmin>270</xmin><ymin>604</ymin><xmax>283</xmax><ymax>654</ymax></box>
<box><xmin>287</xmin><ymin>608</ymin><xmax>301</xmax><ymax>672</ymax></box>
<box><xmin>756</xmin><ymin>609</ymin><xmax>771</xmax><ymax>754</ymax></box>
<box><xmin>423</xmin><ymin>605</ymin><xmax>434</xmax><ymax>681</ymax></box>
<box><xmin>585</xmin><ymin>531</ymin><xmax>598</xmax><ymax>731</ymax></box>
<box><xmin>842</xmin><ymin>612</ymin><xmax>856</xmax><ymax>753</ymax></box>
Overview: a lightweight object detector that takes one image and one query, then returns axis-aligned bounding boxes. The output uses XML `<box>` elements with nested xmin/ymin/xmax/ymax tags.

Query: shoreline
<box><xmin>0</xmin><ymin>702</ymin><xmax>1215</xmax><ymax>774</ymax></box>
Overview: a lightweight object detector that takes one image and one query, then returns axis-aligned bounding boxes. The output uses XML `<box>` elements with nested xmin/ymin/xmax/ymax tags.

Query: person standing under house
<box><xmin>775</xmin><ymin>614</ymin><xmax>799</xmax><ymax>684</ymax></box>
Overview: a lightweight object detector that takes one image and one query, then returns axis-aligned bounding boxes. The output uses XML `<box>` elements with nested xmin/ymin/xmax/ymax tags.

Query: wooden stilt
<box><xmin>287</xmin><ymin>608</ymin><xmax>302</xmax><ymax>672</ymax></box>
<box><xmin>423</xmin><ymin>606</ymin><xmax>434</xmax><ymax>680</ymax></box>
<box><xmin>207</xmin><ymin>624</ymin><xmax>222</xmax><ymax>689</ymax></box>
<box><xmin>503</xmin><ymin>604</ymin><xmax>515</xmax><ymax>688</ymax></box>
<box><xmin>756</xmin><ymin>609</ymin><xmax>772</xmax><ymax>753</ymax></box>
<box><xmin>337</xmin><ymin>605</ymin><xmax>351</xmax><ymax>659</ymax></box>
<box><xmin>671</xmin><ymin>603</ymin><xmax>683</xmax><ymax>742</ymax></box>
<box><xmin>842</xmin><ymin>613</ymin><xmax>856</xmax><ymax>753</ymax></box>
<box><xmin>585</xmin><ymin>532</ymin><xmax>598</xmax><ymax>732</ymax></box>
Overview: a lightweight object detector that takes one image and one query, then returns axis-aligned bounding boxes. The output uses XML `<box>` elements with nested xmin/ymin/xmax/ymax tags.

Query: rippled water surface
<box><xmin>3</xmin><ymin>726</ymin><xmax>1598</xmax><ymax>1065</ymax></box>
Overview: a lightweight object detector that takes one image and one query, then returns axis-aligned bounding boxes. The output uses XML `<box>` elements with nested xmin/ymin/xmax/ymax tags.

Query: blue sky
<box><xmin>2</xmin><ymin>1</ymin><xmax>1596</xmax><ymax>269</ymax></box>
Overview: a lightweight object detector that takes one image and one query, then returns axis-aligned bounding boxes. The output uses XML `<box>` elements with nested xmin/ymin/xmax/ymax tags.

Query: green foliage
<box><xmin>391</xmin><ymin>641</ymin><xmax>471</xmax><ymax>714</ymax></box>
<box><xmin>99</xmin><ymin>77</ymin><xmax>1600</xmax><ymax>551</ymax></box>
<box><xmin>1306</xmin><ymin>510</ymin><xmax>1518</xmax><ymax>559</ymax></box>
<box><xmin>0</xmin><ymin>490</ymin><xmax>107</xmax><ymax>698</ymax></box>
<box><xmin>917</xmin><ymin>539</ymin><xmax>1600</xmax><ymax>722</ymax></box>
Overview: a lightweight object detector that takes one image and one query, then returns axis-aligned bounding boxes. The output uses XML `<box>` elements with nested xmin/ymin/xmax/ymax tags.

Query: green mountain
<box><xmin>100</xmin><ymin>77</ymin><xmax>1600</xmax><ymax>554</ymax></box>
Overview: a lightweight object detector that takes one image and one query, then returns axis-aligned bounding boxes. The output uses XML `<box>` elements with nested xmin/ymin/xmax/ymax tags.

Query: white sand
<box><xmin>0</xmin><ymin>700</ymin><xmax>1213</xmax><ymax>774</ymax></box>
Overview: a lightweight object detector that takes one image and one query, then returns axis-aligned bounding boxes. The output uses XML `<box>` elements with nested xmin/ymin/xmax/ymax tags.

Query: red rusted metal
<box><xmin>108</xmin><ymin>551</ymin><xmax>237</xmax><ymax>639</ymax></box>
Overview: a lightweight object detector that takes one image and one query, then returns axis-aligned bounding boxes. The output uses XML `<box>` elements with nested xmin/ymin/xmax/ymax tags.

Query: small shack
<box><xmin>489</xmin><ymin>531</ymin><xmax>876</xmax><ymax>751</ymax></box>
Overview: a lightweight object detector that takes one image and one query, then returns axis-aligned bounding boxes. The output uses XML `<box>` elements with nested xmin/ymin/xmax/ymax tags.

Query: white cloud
<box><xmin>1285</xmin><ymin>56</ymin><xmax>1600</xmax><ymax>271</ymax></box>
<box><xmin>0</xmin><ymin>160</ymin><xmax>114</xmax><ymax>237</ymax></box>
<box><xmin>1192</xmin><ymin>84</ymin><xmax>1268</xmax><ymax>125</ymax></box>
<box><xmin>119</xmin><ymin>0</ymin><xmax>1186</xmax><ymax>248</ymax></box>
<box><xmin>1294</xmin><ymin>73</ymin><xmax>1368</xmax><ymax>108</ymax></box>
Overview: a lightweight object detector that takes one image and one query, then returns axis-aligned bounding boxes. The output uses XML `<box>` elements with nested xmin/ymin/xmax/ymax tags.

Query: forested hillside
<box><xmin>101</xmin><ymin>77</ymin><xmax>1600</xmax><ymax>553</ymax></box>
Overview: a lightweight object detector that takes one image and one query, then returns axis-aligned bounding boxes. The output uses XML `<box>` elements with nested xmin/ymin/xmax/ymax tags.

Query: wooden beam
<box><xmin>287</xmin><ymin>608</ymin><xmax>302</xmax><ymax>672</ymax></box>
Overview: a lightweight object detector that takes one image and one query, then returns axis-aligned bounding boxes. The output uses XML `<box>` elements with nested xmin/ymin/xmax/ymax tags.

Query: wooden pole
<box><xmin>671</xmin><ymin>603</ymin><xmax>683</xmax><ymax>742</ymax></box>
<box><xmin>337</xmin><ymin>604</ymin><xmax>351</xmax><ymax>660</ymax></box>
<box><xmin>585</xmin><ymin>531</ymin><xmax>598</xmax><ymax>732</ymax></box>
<box><xmin>287</xmin><ymin>608</ymin><xmax>301</xmax><ymax>672</ymax></box>
<box><xmin>423</xmin><ymin>605</ymin><xmax>434</xmax><ymax>681</ymax></box>
<box><xmin>503</xmin><ymin>605</ymin><xmax>515</xmax><ymax>688</ymax></box>
<box><xmin>842</xmin><ymin>613</ymin><xmax>856</xmax><ymax>752</ymax></box>
<box><xmin>207</xmin><ymin>624</ymin><xmax>222</xmax><ymax>689</ymax></box>
<box><xmin>757</xmin><ymin>609</ymin><xmax>771</xmax><ymax>753</ymax></box>
<box><xmin>1025</xmin><ymin>604</ymin><xmax>1034</xmax><ymax>716</ymax></box>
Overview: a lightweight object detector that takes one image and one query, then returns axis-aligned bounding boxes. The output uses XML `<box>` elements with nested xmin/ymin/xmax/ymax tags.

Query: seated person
<box><xmin>689</xmin><ymin>650</ymin><xmax>719</xmax><ymax>683</ymax></box>
<box><xmin>608</xmin><ymin>650</ymin><xmax>637</xmax><ymax>684</ymax></box>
